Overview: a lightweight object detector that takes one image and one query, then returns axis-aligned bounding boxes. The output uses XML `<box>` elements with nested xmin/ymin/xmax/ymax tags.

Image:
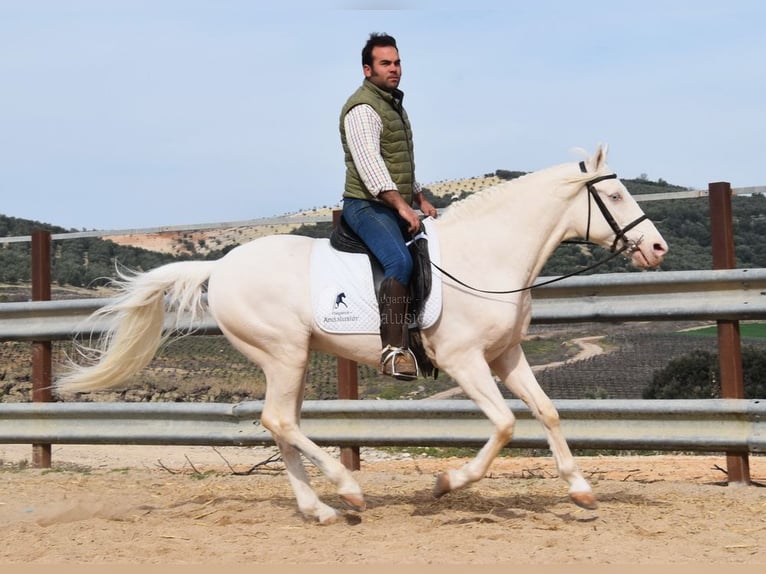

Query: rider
<box><xmin>339</xmin><ymin>32</ymin><xmax>437</xmax><ymax>380</ymax></box>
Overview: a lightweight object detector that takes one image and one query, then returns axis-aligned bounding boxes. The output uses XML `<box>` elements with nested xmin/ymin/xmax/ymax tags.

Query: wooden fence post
<box><xmin>31</xmin><ymin>229</ymin><xmax>53</xmax><ymax>468</ymax></box>
<box><xmin>708</xmin><ymin>182</ymin><xmax>750</xmax><ymax>485</ymax></box>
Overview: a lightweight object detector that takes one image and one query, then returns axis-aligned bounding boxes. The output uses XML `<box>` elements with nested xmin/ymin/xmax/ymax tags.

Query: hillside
<box><xmin>82</xmin><ymin>171</ymin><xmax>694</xmax><ymax>259</ymax></box>
<box><xmin>104</xmin><ymin>173</ymin><xmax>713</xmax><ymax>272</ymax></box>
<box><xmin>101</xmin><ymin>175</ymin><xmax>507</xmax><ymax>256</ymax></box>
<box><xmin>102</xmin><ymin>206</ymin><xmax>339</xmax><ymax>256</ymax></box>
<box><xmin>2</xmin><ymin>170</ymin><xmax>765</xmax><ymax>291</ymax></box>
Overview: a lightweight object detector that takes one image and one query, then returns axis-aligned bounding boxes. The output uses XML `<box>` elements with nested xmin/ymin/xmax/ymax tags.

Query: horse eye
<box><xmin>609</xmin><ymin>192</ymin><xmax>622</xmax><ymax>201</ymax></box>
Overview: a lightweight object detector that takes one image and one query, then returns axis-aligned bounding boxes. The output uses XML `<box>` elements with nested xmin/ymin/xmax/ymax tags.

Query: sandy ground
<box><xmin>1</xmin><ymin>444</ymin><xmax>765</xmax><ymax>565</ymax></box>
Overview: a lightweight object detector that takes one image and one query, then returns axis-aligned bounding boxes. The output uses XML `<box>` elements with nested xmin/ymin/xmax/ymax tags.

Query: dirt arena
<box><xmin>1</xmin><ymin>445</ymin><xmax>764</xmax><ymax>565</ymax></box>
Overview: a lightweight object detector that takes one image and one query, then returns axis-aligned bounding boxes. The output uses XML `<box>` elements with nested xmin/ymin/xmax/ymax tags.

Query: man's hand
<box><xmin>397</xmin><ymin>204</ymin><xmax>421</xmax><ymax>234</ymax></box>
<box><xmin>417</xmin><ymin>196</ymin><xmax>438</xmax><ymax>219</ymax></box>
<box><xmin>379</xmin><ymin>190</ymin><xmax>421</xmax><ymax>233</ymax></box>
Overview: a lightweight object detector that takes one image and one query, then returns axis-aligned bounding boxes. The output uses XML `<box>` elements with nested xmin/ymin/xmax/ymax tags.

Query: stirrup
<box><xmin>380</xmin><ymin>345</ymin><xmax>419</xmax><ymax>381</ymax></box>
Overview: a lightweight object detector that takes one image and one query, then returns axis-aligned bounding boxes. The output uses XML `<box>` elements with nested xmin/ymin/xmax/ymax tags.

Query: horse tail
<box><xmin>56</xmin><ymin>260</ymin><xmax>217</xmax><ymax>393</ymax></box>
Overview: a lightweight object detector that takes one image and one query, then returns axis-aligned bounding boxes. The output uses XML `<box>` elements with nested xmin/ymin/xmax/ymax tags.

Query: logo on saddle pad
<box><xmin>334</xmin><ymin>292</ymin><xmax>348</xmax><ymax>309</ymax></box>
<box><xmin>323</xmin><ymin>290</ymin><xmax>362</xmax><ymax>326</ymax></box>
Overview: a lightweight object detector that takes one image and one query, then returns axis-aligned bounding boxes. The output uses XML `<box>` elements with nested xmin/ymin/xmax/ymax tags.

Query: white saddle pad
<box><xmin>310</xmin><ymin>217</ymin><xmax>442</xmax><ymax>334</ymax></box>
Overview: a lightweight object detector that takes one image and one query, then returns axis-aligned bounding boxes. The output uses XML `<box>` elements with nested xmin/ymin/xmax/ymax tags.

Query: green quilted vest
<box><xmin>340</xmin><ymin>80</ymin><xmax>416</xmax><ymax>204</ymax></box>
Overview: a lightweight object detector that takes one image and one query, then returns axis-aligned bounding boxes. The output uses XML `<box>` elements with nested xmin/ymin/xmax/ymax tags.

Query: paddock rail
<box><xmin>1</xmin><ymin>268</ymin><xmax>766</xmax><ymax>340</ymax></box>
<box><xmin>1</xmin><ymin>399</ymin><xmax>763</xmax><ymax>454</ymax></box>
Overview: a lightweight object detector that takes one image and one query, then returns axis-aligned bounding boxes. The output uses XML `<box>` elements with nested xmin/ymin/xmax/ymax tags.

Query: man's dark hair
<box><xmin>362</xmin><ymin>33</ymin><xmax>398</xmax><ymax>67</ymax></box>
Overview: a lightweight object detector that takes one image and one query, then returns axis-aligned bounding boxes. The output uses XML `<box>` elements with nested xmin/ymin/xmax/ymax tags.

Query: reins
<box><xmin>427</xmin><ymin>163</ymin><xmax>645</xmax><ymax>295</ymax></box>
<box><xmin>429</xmin><ymin>247</ymin><xmax>630</xmax><ymax>295</ymax></box>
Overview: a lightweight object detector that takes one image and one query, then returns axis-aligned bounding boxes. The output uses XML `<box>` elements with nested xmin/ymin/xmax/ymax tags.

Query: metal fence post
<box><xmin>332</xmin><ymin>210</ymin><xmax>361</xmax><ymax>470</ymax></box>
<box><xmin>708</xmin><ymin>181</ymin><xmax>750</xmax><ymax>485</ymax></box>
<box><xmin>31</xmin><ymin>229</ymin><xmax>53</xmax><ymax>468</ymax></box>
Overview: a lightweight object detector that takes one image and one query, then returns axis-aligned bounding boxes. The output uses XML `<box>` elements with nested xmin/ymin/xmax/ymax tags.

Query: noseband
<box><xmin>579</xmin><ymin>161</ymin><xmax>646</xmax><ymax>253</ymax></box>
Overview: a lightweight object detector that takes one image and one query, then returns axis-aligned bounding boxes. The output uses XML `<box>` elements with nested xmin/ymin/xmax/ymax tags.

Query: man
<box><xmin>340</xmin><ymin>32</ymin><xmax>437</xmax><ymax>380</ymax></box>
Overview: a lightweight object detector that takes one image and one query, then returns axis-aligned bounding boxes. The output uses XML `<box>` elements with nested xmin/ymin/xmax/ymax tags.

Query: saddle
<box><xmin>330</xmin><ymin>216</ymin><xmax>437</xmax><ymax>378</ymax></box>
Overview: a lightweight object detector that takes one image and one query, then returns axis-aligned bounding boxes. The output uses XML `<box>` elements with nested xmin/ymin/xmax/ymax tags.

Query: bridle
<box><xmin>427</xmin><ymin>163</ymin><xmax>648</xmax><ymax>295</ymax></box>
<box><xmin>577</xmin><ymin>160</ymin><xmax>647</xmax><ymax>254</ymax></box>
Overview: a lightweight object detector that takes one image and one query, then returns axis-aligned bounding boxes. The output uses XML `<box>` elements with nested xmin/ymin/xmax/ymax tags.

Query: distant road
<box><xmin>426</xmin><ymin>336</ymin><xmax>607</xmax><ymax>400</ymax></box>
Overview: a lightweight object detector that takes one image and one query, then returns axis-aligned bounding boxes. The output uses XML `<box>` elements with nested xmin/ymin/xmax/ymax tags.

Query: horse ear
<box><xmin>592</xmin><ymin>144</ymin><xmax>609</xmax><ymax>170</ymax></box>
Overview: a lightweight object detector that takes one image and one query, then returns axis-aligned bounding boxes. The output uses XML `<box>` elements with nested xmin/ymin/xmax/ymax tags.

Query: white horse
<box><xmin>57</xmin><ymin>145</ymin><xmax>667</xmax><ymax>524</ymax></box>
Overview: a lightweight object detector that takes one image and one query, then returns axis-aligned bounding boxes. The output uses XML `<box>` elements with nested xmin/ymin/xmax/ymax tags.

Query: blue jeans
<box><xmin>342</xmin><ymin>197</ymin><xmax>413</xmax><ymax>285</ymax></box>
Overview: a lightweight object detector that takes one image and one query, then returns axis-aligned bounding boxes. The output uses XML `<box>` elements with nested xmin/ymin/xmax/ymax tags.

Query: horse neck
<box><xmin>437</xmin><ymin>170</ymin><xmax>579</xmax><ymax>285</ymax></box>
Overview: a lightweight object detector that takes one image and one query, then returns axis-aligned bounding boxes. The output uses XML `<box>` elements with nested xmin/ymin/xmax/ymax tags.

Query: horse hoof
<box><xmin>340</xmin><ymin>493</ymin><xmax>366</xmax><ymax>512</ymax></box>
<box><xmin>433</xmin><ymin>472</ymin><xmax>451</xmax><ymax>498</ymax></box>
<box><xmin>318</xmin><ymin>511</ymin><xmax>340</xmax><ymax>525</ymax></box>
<box><xmin>570</xmin><ymin>492</ymin><xmax>598</xmax><ymax>510</ymax></box>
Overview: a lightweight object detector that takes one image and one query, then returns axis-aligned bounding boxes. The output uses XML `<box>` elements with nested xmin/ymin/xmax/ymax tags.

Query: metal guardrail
<box><xmin>529</xmin><ymin>267</ymin><xmax>766</xmax><ymax>323</ymax></box>
<box><xmin>0</xmin><ymin>399</ymin><xmax>763</xmax><ymax>453</ymax></box>
<box><xmin>2</xmin><ymin>269</ymin><xmax>764</xmax><ymax>457</ymax></box>
<box><xmin>1</xmin><ymin>268</ymin><xmax>765</xmax><ymax>340</ymax></box>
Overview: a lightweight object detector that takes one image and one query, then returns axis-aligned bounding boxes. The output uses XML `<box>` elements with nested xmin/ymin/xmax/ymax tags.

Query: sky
<box><xmin>1</xmin><ymin>0</ymin><xmax>764</xmax><ymax>231</ymax></box>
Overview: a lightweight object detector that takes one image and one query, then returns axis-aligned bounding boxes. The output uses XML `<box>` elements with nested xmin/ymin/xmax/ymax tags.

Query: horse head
<box><xmin>568</xmin><ymin>145</ymin><xmax>668</xmax><ymax>269</ymax></box>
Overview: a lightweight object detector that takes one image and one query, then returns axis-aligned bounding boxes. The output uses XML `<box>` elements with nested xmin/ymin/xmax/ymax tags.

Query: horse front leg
<box><xmin>432</xmin><ymin>354</ymin><xmax>516</xmax><ymax>498</ymax></box>
<box><xmin>490</xmin><ymin>346</ymin><xmax>597</xmax><ymax>510</ymax></box>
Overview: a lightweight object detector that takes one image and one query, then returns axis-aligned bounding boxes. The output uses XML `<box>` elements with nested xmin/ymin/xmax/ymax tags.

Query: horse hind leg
<box><xmin>255</xmin><ymin>355</ymin><xmax>365</xmax><ymax>524</ymax></box>
<box><xmin>275</xmin><ymin>438</ymin><xmax>343</xmax><ymax>524</ymax></box>
<box><xmin>266</xmin><ymin>408</ymin><xmax>366</xmax><ymax>524</ymax></box>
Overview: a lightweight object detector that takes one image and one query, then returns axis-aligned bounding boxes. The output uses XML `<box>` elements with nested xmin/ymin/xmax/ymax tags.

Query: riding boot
<box><xmin>378</xmin><ymin>276</ymin><xmax>418</xmax><ymax>380</ymax></box>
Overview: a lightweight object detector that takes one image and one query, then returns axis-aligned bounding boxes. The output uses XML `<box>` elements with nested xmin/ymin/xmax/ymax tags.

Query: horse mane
<box><xmin>438</xmin><ymin>171</ymin><xmax>536</xmax><ymax>222</ymax></box>
<box><xmin>439</xmin><ymin>150</ymin><xmax>613</xmax><ymax>223</ymax></box>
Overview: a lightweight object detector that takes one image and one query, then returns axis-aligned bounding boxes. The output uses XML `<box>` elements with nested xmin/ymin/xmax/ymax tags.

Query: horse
<box><xmin>56</xmin><ymin>145</ymin><xmax>668</xmax><ymax>524</ymax></box>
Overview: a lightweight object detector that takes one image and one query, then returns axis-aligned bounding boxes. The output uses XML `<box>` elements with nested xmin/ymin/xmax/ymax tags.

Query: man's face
<box><xmin>364</xmin><ymin>45</ymin><xmax>401</xmax><ymax>92</ymax></box>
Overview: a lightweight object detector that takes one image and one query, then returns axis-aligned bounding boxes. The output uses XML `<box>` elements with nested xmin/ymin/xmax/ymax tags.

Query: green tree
<box><xmin>643</xmin><ymin>350</ymin><xmax>719</xmax><ymax>399</ymax></box>
<box><xmin>644</xmin><ymin>347</ymin><xmax>766</xmax><ymax>399</ymax></box>
<box><xmin>0</xmin><ymin>245</ymin><xmax>31</xmax><ymax>283</ymax></box>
